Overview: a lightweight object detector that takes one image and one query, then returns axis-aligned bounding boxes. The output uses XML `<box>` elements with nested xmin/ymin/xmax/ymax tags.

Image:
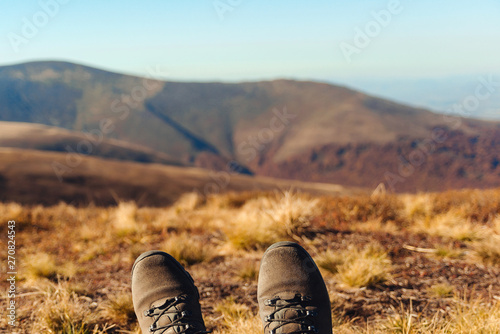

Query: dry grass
<box><xmin>473</xmin><ymin>235</ymin><xmax>500</xmax><ymax>265</ymax></box>
<box><xmin>377</xmin><ymin>296</ymin><xmax>500</xmax><ymax>333</ymax></box>
<box><xmin>112</xmin><ymin>201</ymin><xmax>140</xmax><ymax>236</ymax></box>
<box><xmin>31</xmin><ymin>281</ymin><xmax>115</xmax><ymax>334</ymax></box>
<box><xmin>1</xmin><ymin>188</ymin><xmax>500</xmax><ymax>333</ymax></box>
<box><xmin>434</xmin><ymin>246</ymin><xmax>466</xmax><ymax>259</ymax></box>
<box><xmin>214</xmin><ymin>297</ymin><xmax>253</xmax><ymax>322</ymax></box>
<box><xmin>237</xmin><ymin>260</ymin><xmax>259</xmax><ymax>281</ymax></box>
<box><xmin>172</xmin><ymin>192</ymin><xmax>206</xmax><ymax>213</ymax></box>
<box><xmin>411</xmin><ymin>210</ymin><xmax>487</xmax><ymax>241</ymax></box>
<box><xmin>212</xmin><ymin>316</ymin><xmax>262</xmax><ymax>334</ymax></box>
<box><xmin>336</xmin><ymin>243</ymin><xmax>392</xmax><ymax>288</ymax></box>
<box><xmin>315</xmin><ymin>249</ymin><xmax>345</xmax><ymax>274</ymax></box>
<box><xmin>210</xmin><ymin>294</ymin><xmax>500</xmax><ymax>334</ymax></box>
<box><xmin>101</xmin><ymin>291</ymin><xmax>137</xmax><ymax>326</ymax></box>
<box><xmin>161</xmin><ymin>233</ymin><xmax>215</xmax><ymax>266</ymax></box>
<box><xmin>349</xmin><ymin>218</ymin><xmax>402</xmax><ymax>234</ymax></box>
<box><xmin>427</xmin><ymin>282</ymin><xmax>455</xmax><ymax>298</ymax></box>
<box><xmin>225</xmin><ymin>191</ymin><xmax>319</xmax><ymax>250</ymax></box>
<box><xmin>213</xmin><ymin>297</ymin><xmax>261</xmax><ymax>334</ymax></box>
<box><xmin>23</xmin><ymin>252</ymin><xmax>58</xmax><ymax>280</ymax></box>
<box><xmin>0</xmin><ymin>202</ymin><xmax>23</xmax><ymax>221</ymax></box>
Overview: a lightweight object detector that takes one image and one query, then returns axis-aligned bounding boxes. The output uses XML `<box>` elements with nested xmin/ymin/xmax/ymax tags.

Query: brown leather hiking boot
<box><xmin>131</xmin><ymin>250</ymin><xmax>209</xmax><ymax>334</ymax></box>
<box><xmin>258</xmin><ymin>242</ymin><xmax>332</xmax><ymax>334</ymax></box>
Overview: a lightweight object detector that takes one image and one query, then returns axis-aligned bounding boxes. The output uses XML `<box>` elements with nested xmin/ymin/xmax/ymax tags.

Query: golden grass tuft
<box><xmin>411</xmin><ymin>209</ymin><xmax>487</xmax><ymax>241</ymax></box>
<box><xmin>400</xmin><ymin>193</ymin><xmax>434</xmax><ymax>220</ymax></box>
<box><xmin>315</xmin><ymin>249</ymin><xmax>345</xmax><ymax>274</ymax></box>
<box><xmin>212</xmin><ymin>316</ymin><xmax>262</xmax><ymax>334</ymax></box>
<box><xmin>161</xmin><ymin>233</ymin><xmax>215</xmax><ymax>266</ymax></box>
<box><xmin>25</xmin><ymin>252</ymin><xmax>58</xmax><ymax>280</ymax></box>
<box><xmin>31</xmin><ymin>281</ymin><xmax>115</xmax><ymax>334</ymax></box>
<box><xmin>153</xmin><ymin>194</ymin><xmax>223</xmax><ymax>233</ymax></box>
<box><xmin>0</xmin><ymin>202</ymin><xmax>23</xmax><ymax>221</ymax></box>
<box><xmin>225</xmin><ymin>191</ymin><xmax>319</xmax><ymax>250</ymax></box>
<box><xmin>112</xmin><ymin>201</ymin><xmax>139</xmax><ymax>235</ymax></box>
<box><xmin>214</xmin><ymin>297</ymin><xmax>253</xmax><ymax>322</ymax></box>
<box><xmin>337</xmin><ymin>243</ymin><xmax>392</xmax><ymax>288</ymax></box>
<box><xmin>101</xmin><ymin>291</ymin><xmax>137</xmax><ymax>325</ymax></box>
<box><xmin>237</xmin><ymin>260</ymin><xmax>259</xmax><ymax>281</ymax></box>
<box><xmin>23</xmin><ymin>252</ymin><xmax>78</xmax><ymax>281</ymax></box>
<box><xmin>493</xmin><ymin>215</ymin><xmax>500</xmax><ymax>234</ymax></box>
<box><xmin>473</xmin><ymin>235</ymin><xmax>500</xmax><ymax>265</ymax></box>
<box><xmin>427</xmin><ymin>282</ymin><xmax>455</xmax><ymax>298</ymax></box>
<box><xmin>172</xmin><ymin>192</ymin><xmax>205</xmax><ymax>213</ymax></box>
<box><xmin>379</xmin><ymin>295</ymin><xmax>500</xmax><ymax>333</ymax></box>
<box><xmin>213</xmin><ymin>297</ymin><xmax>261</xmax><ymax>334</ymax></box>
<box><xmin>434</xmin><ymin>246</ymin><xmax>465</xmax><ymax>259</ymax></box>
<box><xmin>349</xmin><ymin>218</ymin><xmax>401</xmax><ymax>234</ymax></box>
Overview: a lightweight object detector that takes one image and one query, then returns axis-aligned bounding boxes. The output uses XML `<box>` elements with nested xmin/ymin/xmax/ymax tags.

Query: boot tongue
<box><xmin>271</xmin><ymin>293</ymin><xmax>311</xmax><ymax>334</ymax></box>
<box><xmin>150</xmin><ymin>298</ymin><xmax>190</xmax><ymax>333</ymax></box>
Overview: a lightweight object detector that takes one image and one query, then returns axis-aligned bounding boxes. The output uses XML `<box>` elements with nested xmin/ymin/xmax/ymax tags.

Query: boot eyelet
<box><xmin>265</xmin><ymin>299</ymin><xmax>276</xmax><ymax>306</ymax></box>
<box><xmin>306</xmin><ymin>310</ymin><xmax>318</xmax><ymax>317</ymax></box>
<box><xmin>308</xmin><ymin>325</ymin><xmax>318</xmax><ymax>333</ymax></box>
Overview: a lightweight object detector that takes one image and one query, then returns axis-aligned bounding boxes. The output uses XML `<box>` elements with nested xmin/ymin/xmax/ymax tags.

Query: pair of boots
<box><xmin>131</xmin><ymin>241</ymin><xmax>332</xmax><ymax>334</ymax></box>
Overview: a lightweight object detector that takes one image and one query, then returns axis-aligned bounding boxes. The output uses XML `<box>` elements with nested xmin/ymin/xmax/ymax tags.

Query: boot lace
<box><xmin>264</xmin><ymin>294</ymin><xmax>318</xmax><ymax>334</ymax></box>
<box><xmin>144</xmin><ymin>295</ymin><xmax>211</xmax><ymax>334</ymax></box>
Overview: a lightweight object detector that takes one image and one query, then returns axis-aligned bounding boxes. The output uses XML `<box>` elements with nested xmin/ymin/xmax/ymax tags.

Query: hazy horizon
<box><xmin>2</xmin><ymin>1</ymin><xmax>500</xmax><ymax>81</ymax></box>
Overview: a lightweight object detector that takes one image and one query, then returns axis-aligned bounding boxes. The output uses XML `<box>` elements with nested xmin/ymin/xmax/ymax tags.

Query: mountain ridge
<box><xmin>1</xmin><ymin>61</ymin><xmax>499</xmax><ymax>192</ymax></box>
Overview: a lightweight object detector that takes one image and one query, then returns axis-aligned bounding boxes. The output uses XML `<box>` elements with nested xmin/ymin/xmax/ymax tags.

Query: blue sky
<box><xmin>1</xmin><ymin>0</ymin><xmax>499</xmax><ymax>83</ymax></box>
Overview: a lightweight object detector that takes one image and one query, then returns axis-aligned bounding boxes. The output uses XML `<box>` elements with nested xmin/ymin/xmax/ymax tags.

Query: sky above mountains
<box><xmin>2</xmin><ymin>0</ymin><xmax>499</xmax><ymax>83</ymax></box>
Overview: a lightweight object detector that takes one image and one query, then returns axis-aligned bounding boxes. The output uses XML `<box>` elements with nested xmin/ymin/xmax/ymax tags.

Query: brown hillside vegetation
<box><xmin>1</xmin><ymin>189</ymin><xmax>499</xmax><ymax>333</ymax></box>
<box><xmin>257</xmin><ymin>128</ymin><xmax>500</xmax><ymax>192</ymax></box>
<box><xmin>0</xmin><ymin>148</ymin><xmax>354</xmax><ymax>206</ymax></box>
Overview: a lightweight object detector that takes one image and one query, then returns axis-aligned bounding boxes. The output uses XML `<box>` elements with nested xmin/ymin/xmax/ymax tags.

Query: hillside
<box><xmin>1</xmin><ymin>189</ymin><xmax>499</xmax><ymax>333</ymax></box>
<box><xmin>0</xmin><ymin>121</ymin><xmax>182</xmax><ymax>166</ymax></box>
<box><xmin>258</xmin><ymin>128</ymin><xmax>500</xmax><ymax>192</ymax></box>
<box><xmin>1</xmin><ymin>61</ymin><xmax>499</xmax><ymax>192</ymax></box>
<box><xmin>0</xmin><ymin>148</ymin><xmax>355</xmax><ymax>206</ymax></box>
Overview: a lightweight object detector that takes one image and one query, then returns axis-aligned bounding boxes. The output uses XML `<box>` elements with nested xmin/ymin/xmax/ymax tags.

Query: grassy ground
<box><xmin>1</xmin><ymin>189</ymin><xmax>499</xmax><ymax>333</ymax></box>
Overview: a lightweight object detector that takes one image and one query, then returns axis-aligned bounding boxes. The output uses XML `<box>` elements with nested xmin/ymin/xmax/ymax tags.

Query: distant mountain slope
<box><xmin>257</xmin><ymin>129</ymin><xmax>500</xmax><ymax>192</ymax></box>
<box><xmin>1</xmin><ymin>61</ymin><xmax>499</xmax><ymax>192</ymax></box>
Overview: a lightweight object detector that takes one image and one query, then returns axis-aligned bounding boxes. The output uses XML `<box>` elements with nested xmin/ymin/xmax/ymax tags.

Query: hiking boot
<box><xmin>257</xmin><ymin>242</ymin><xmax>332</xmax><ymax>334</ymax></box>
<box><xmin>131</xmin><ymin>250</ymin><xmax>209</xmax><ymax>334</ymax></box>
